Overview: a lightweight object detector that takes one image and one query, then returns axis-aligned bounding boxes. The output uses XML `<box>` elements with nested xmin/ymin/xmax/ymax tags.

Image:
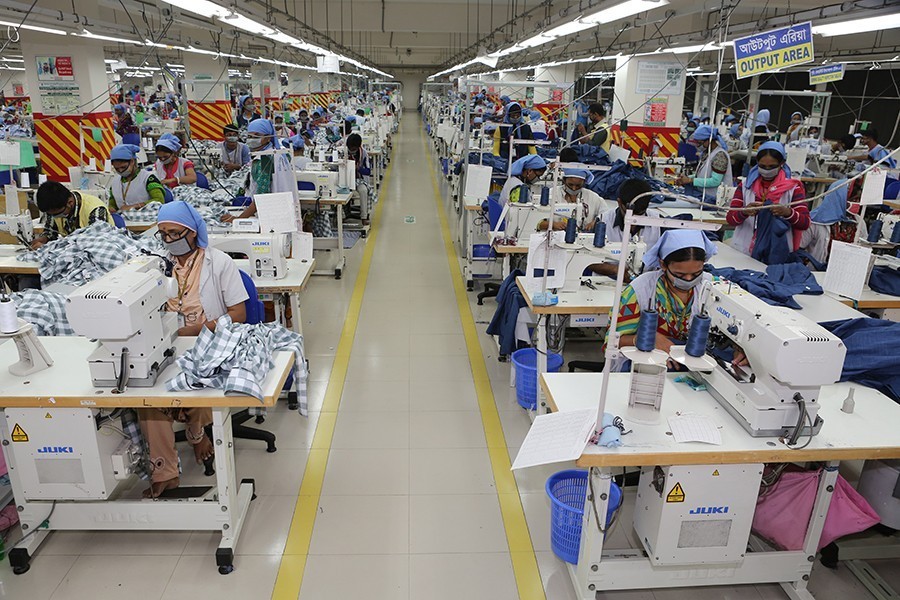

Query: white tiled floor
<box><xmin>4</xmin><ymin>114</ymin><xmax>898</xmax><ymax>600</ymax></box>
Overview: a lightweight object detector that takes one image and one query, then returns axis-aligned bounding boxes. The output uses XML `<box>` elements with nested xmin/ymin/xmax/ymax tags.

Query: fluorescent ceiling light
<box><xmin>76</xmin><ymin>30</ymin><xmax>141</xmax><ymax>45</ymax></box>
<box><xmin>811</xmin><ymin>13</ymin><xmax>900</xmax><ymax>37</ymax></box>
<box><xmin>0</xmin><ymin>66</ymin><xmax>26</xmax><ymax>71</ymax></box>
<box><xmin>543</xmin><ymin>20</ymin><xmax>594</xmax><ymax>38</ymax></box>
<box><xmin>270</xmin><ymin>32</ymin><xmax>302</xmax><ymax>45</ymax></box>
<box><xmin>581</xmin><ymin>0</ymin><xmax>670</xmax><ymax>25</ymax></box>
<box><xmin>159</xmin><ymin>0</ymin><xmax>230</xmax><ymax>19</ymax></box>
<box><xmin>219</xmin><ymin>13</ymin><xmax>274</xmax><ymax>35</ymax></box>
<box><xmin>519</xmin><ymin>33</ymin><xmax>553</xmax><ymax>48</ymax></box>
<box><xmin>166</xmin><ymin>63</ymin><xmax>186</xmax><ymax>68</ymax></box>
<box><xmin>0</xmin><ymin>19</ymin><xmax>68</xmax><ymax>35</ymax></box>
<box><xmin>1</xmin><ymin>57</ymin><xmax>25</xmax><ymax>62</ymax></box>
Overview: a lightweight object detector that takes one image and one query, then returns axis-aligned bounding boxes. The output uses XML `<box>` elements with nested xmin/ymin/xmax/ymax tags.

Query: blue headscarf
<box><xmin>724</xmin><ymin>114</ymin><xmax>736</xmax><ymax>124</ymax></box>
<box><xmin>529</xmin><ymin>110</ymin><xmax>542</xmax><ymax>121</ymax></box>
<box><xmin>247</xmin><ymin>118</ymin><xmax>278</xmax><ymax>150</ymax></box>
<box><xmin>729</xmin><ymin>124</ymin><xmax>741</xmax><ymax>138</ymax></box>
<box><xmin>500</xmin><ymin>95</ymin><xmax>510</xmax><ymax>103</ymax></box>
<box><xmin>156</xmin><ymin>133</ymin><xmax>181</xmax><ymax>152</ymax></box>
<box><xmin>755</xmin><ymin>109</ymin><xmax>771</xmax><ymax>127</ymax></box>
<box><xmin>562</xmin><ymin>168</ymin><xmax>594</xmax><ymax>186</ymax></box>
<box><xmin>110</xmin><ymin>144</ymin><xmax>141</xmax><ymax>161</ymax></box>
<box><xmin>643</xmin><ymin>229</ymin><xmax>717</xmax><ymax>269</ymax></box>
<box><xmin>113</xmin><ymin>103</ymin><xmax>127</xmax><ymax>113</ymax></box>
<box><xmin>238</xmin><ymin>95</ymin><xmax>253</xmax><ymax>112</ymax></box>
<box><xmin>504</xmin><ymin>102</ymin><xmax>523</xmax><ymax>124</ymax></box>
<box><xmin>810</xmin><ymin>179</ymin><xmax>851</xmax><ymax>225</ymax></box>
<box><xmin>746</xmin><ymin>141</ymin><xmax>791</xmax><ymax>187</ymax></box>
<box><xmin>690</xmin><ymin>124</ymin><xmax>727</xmax><ymax>150</ymax></box>
<box><xmin>288</xmin><ymin>134</ymin><xmax>305</xmax><ymax>150</ymax></box>
<box><xmin>510</xmin><ymin>154</ymin><xmax>547</xmax><ymax>176</ymax></box>
<box><xmin>157</xmin><ymin>201</ymin><xmax>208</xmax><ymax>248</ymax></box>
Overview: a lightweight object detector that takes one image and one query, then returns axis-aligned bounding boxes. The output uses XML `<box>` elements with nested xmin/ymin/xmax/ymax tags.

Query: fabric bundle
<box><xmin>706</xmin><ymin>263</ymin><xmax>822</xmax><ymax>309</ymax></box>
<box><xmin>819</xmin><ymin>318</ymin><xmax>900</xmax><ymax>402</ymax></box>
<box><xmin>120</xmin><ymin>202</ymin><xmax>229</xmax><ymax>227</ymax></box>
<box><xmin>166</xmin><ymin>315</ymin><xmax>309</xmax><ymax>414</ymax></box>
<box><xmin>17</xmin><ymin>221</ymin><xmax>164</xmax><ymax>286</ymax></box>
<box><xmin>12</xmin><ymin>289</ymin><xmax>74</xmax><ymax>336</ymax></box>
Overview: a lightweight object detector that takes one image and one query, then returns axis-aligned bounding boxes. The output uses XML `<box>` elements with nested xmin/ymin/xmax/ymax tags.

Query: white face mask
<box><xmin>564</xmin><ymin>186</ymin><xmax>581</xmax><ymax>197</ymax></box>
<box><xmin>758</xmin><ymin>166</ymin><xmax>780</xmax><ymax>180</ymax></box>
<box><xmin>247</xmin><ymin>137</ymin><xmax>266</xmax><ymax>150</ymax></box>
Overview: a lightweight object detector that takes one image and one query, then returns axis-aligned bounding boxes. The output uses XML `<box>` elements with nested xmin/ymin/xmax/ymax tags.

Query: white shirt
<box><xmin>165</xmin><ymin>247</ymin><xmax>250</xmax><ymax>321</ymax></box>
<box><xmin>557</xmin><ymin>187</ymin><xmax>612</xmax><ymax>230</ymax></box>
<box><xmin>600</xmin><ymin>207</ymin><xmax>663</xmax><ymax>249</ymax></box>
<box><xmin>293</xmin><ymin>155</ymin><xmax>311</xmax><ymax>171</ymax></box>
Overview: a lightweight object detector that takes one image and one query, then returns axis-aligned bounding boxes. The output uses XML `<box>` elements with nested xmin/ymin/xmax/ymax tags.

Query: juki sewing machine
<box><xmin>0</xmin><ymin>212</ymin><xmax>34</xmax><ymax>247</ymax></box>
<box><xmin>297</xmin><ymin>169</ymin><xmax>339</xmax><ymax>198</ymax></box>
<box><xmin>208</xmin><ymin>233</ymin><xmax>289</xmax><ymax>280</ymax></box>
<box><xmin>66</xmin><ymin>255</ymin><xmax>178</xmax><ymax>388</ymax></box>
<box><xmin>558</xmin><ymin>235</ymin><xmax>645</xmax><ymax>292</ymax></box>
<box><xmin>698</xmin><ymin>280</ymin><xmax>847</xmax><ymax>437</ymax></box>
<box><xmin>646</xmin><ymin>156</ymin><xmax>685</xmax><ymax>180</ymax></box>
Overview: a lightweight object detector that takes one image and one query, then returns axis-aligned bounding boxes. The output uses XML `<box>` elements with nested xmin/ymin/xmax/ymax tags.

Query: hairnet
<box><xmin>790</xmin><ymin>111</ymin><xmax>802</xmax><ymax>119</ymax></box>
<box><xmin>504</xmin><ymin>102</ymin><xmax>523</xmax><ymax>123</ymax></box>
<box><xmin>729</xmin><ymin>124</ymin><xmax>741</xmax><ymax>137</ymax></box>
<box><xmin>288</xmin><ymin>134</ymin><xmax>305</xmax><ymax>150</ymax></box>
<box><xmin>155</xmin><ymin>133</ymin><xmax>181</xmax><ymax>152</ymax></box>
<box><xmin>643</xmin><ymin>229</ymin><xmax>717</xmax><ymax>269</ymax></box>
<box><xmin>757</xmin><ymin>141</ymin><xmax>786</xmax><ymax>161</ymax></box>
<box><xmin>500</xmin><ymin>95</ymin><xmax>510</xmax><ymax>103</ymax></box>
<box><xmin>113</xmin><ymin>103</ymin><xmax>127</xmax><ymax>113</ymax></box>
<box><xmin>110</xmin><ymin>144</ymin><xmax>141</xmax><ymax>161</ymax></box>
<box><xmin>562</xmin><ymin>168</ymin><xmax>594</xmax><ymax>186</ymax></box>
<box><xmin>247</xmin><ymin>118</ymin><xmax>277</xmax><ymax>149</ymax></box>
<box><xmin>690</xmin><ymin>124</ymin><xmax>727</xmax><ymax>150</ymax></box>
<box><xmin>157</xmin><ymin>201</ymin><xmax>208</xmax><ymax>248</ymax></box>
<box><xmin>510</xmin><ymin>154</ymin><xmax>547</xmax><ymax>176</ymax></box>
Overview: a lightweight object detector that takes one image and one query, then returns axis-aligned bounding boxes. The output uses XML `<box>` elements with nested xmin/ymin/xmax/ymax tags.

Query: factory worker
<box><xmin>852</xmin><ymin>128</ymin><xmax>897</xmax><ymax>169</ymax></box>
<box><xmin>108</xmin><ymin>144</ymin><xmax>165</xmax><ymax>212</ymax></box>
<box><xmin>273</xmin><ymin>113</ymin><xmax>293</xmax><ymax>138</ymax></box>
<box><xmin>538</xmin><ymin>169</ymin><xmax>611</xmax><ymax>231</ymax></box>
<box><xmin>289</xmin><ymin>135</ymin><xmax>311</xmax><ymax>171</ymax></box>
<box><xmin>499</xmin><ymin>154</ymin><xmax>547</xmax><ymax>206</ymax></box>
<box><xmin>222</xmin><ymin>119</ymin><xmax>294</xmax><ymax>222</ymax></box>
<box><xmin>751</xmin><ymin>109</ymin><xmax>771</xmax><ymax>149</ymax></box>
<box><xmin>590</xmin><ymin>178</ymin><xmax>663</xmax><ymax>279</ymax></box>
<box><xmin>832</xmin><ymin>133</ymin><xmax>858</xmax><ymax>155</ymax></box>
<box><xmin>493</xmin><ymin>102</ymin><xmax>536</xmax><ymax>161</ymax></box>
<box><xmin>141</xmin><ymin>201</ymin><xmax>248</xmax><ymax>498</ymax></box>
<box><xmin>220</xmin><ymin>124</ymin><xmax>251</xmax><ymax>174</ymax></box>
<box><xmin>31</xmin><ymin>181</ymin><xmax>114</xmax><ymax>248</ymax></box>
<box><xmin>675</xmin><ymin>124</ymin><xmax>733</xmax><ymax>205</ymax></box>
<box><xmin>786</xmin><ymin>112</ymin><xmax>804</xmax><ymax>143</ymax></box>
<box><xmin>727</xmin><ymin>141</ymin><xmax>809</xmax><ymax>259</ymax></box>
<box><xmin>605</xmin><ymin>229</ymin><xmax>729</xmax><ymax>372</ymax></box>
<box><xmin>528</xmin><ymin>110</ymin><xmax>547</xmax><ymax>139</ymax></box>
<box><xmin>236</xmin><ymin>95</ymin><xmax>261</xmax><ymax>128</ymax></box>
<box><xmin>346</xmin><ymin>133</ymin><xmax>373</xmax><ymax>223</ymax></box>
<box><xmin>576</xmin><ymin>103</ymin><xmax>611</xmax><ymax>150</ymax></box>
<box><xmin>113</xmin><ymin>103</ymin><xmax>140</xmax><ymax>146</ymax></box>
<box><xmin>494</xmin><ymin>95</ymin><xmax>511</xmax><ymax>117</ymax></box>
<box><xmin>154</xmin><ymin>133</ymin><xmax>197</xmax><ymax>188</ymax></box>
<box><xmin>355</xmin><ymin>108</ymin><xmax>366</xmax><ymax>128</ymax></box>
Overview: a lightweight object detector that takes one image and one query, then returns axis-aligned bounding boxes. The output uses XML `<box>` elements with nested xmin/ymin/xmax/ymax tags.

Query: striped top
<box><xmin>607</xmin><ymin>274</ymin><xmax>697</xmax><ymax>350</ymax></box>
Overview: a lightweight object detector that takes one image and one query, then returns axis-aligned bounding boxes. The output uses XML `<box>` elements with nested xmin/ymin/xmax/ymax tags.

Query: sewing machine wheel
<box><xmin>216</xmin><ymin>548</ymin><xmax>234</xmax><ymax>575</ymax></box>
<box><xmin>9</xmin><ymin>548</ymin><xmax>30</xmax><ymax>575</ymax></box>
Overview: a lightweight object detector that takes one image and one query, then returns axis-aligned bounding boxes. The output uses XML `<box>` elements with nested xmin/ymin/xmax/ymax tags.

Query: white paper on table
<box><xmin>511</xmin><ymin>408</ymin><xmax>596</xmax><ymax>470</ymax></box>
<box><xmin>524</xmin><ymin>231</ymin><xmax>567</xmax><ymax>294</ymax></box>
<box><xmin>608</xmin><ymin>144</ymin><xmax>631</xmax><ymax>163</ymax></box>
<box><xmin>463</xmin><ymin>164</ymin><xmax>493</xmax><ymax>205</ymax></box>
<box><xmin>667</xmin><ymin>413</ymin><xmax>722</xmax><ymax>445</ymax></box>
<box><xmin>0</xmin><ymin>141</ymin><xmax>19</xmax><ymax>166</ymax></box>
<box><xmin>860</xmin><ymin>168</ymin><xmax>888</xmax><ymax>206</ymax></box>
<box><xmin>255</xmin><ymin>192</ymin><xmax>300</xmax><ymax>234</ymax></box>
<box><xmin>4</xmin><ymin>185</ymin><xmax>20</xmax><ymax>215</ymax></box>
<box><xmin>823</xmin><ymin>241</ymin><xmax>872</xmax><ymax>300</ymax></box>
<box><xmin>291</xmin><ymin>231</ymin><xmax>314</xmax><ymax>261</ymax></box>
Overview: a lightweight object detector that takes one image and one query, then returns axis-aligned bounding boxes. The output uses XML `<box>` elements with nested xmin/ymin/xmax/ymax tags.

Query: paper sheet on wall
<box><xmin>823</xmin><ymin>241</ymin><xmax>871</xmax><ymax>300</ymax></box>
<box><xmin>0</xmin><ymin>141</ymin><xmax>20</xmax><ymax>167</ymax></box>
<box><xmin>860</xmin><ymin>169</ymin><xmax>888</xmax><ymax>205</ymax></box>
<box><xmin>511</xmin><ymin>408</ymin><xmax>596</xmax><ymax>470</ymax></box>
<box><xmin>255</xmin><ymin>192</ymin><xmax>300</xmax><ymax>234</ymax></box>
<box><xmin>608</xmin><ymin>145</ymin><xmax>631</xmax><ymax>164</ymax></box>
<box><xmin>463</xmin><ymin>164</ymin><xmax>493</xmax><ymax>205</ymax></box>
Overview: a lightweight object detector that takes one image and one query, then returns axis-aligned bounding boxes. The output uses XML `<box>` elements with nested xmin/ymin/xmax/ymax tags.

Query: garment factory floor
<box><xmin>4</xmin><ymin>115</ymin><xmax>900</xmax><ymax>600</ymax></box>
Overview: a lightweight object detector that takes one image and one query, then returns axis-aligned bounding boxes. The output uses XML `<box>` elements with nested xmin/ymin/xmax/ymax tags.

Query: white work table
<box><xmin>0</xmin><ymin>336</ymin><xmax>294</xmax><ymax>575</ymax></box>
<box><xmin>232</xmin><ymin>258</ymin><xmax>316</xmax><ymax>335</ymax></box>
<box><xmin>298</xmin><ymin>191</ymin><xmax>352</xmax><ymax>279</ymax></box>
<box><xmin>539</xmin><ymin>371</ymin><xmax>900</xmax><ymax>599</ymax></box>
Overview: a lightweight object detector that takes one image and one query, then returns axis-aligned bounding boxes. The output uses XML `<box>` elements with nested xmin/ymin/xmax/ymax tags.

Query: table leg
<box><xmin>536</xmin><ymin>316</ymin><xmax>548</xmax><ymax>414</ymax></box>
<box><xmin>212</xmin><ymin>406</ymin><xmax>254</xmax><ymax>574</ymax></box>
<box><xmin>570</xmin><ymin>468</ymin><xmax>612</xmax><ymax>598</ymax></box>
<box><xmin>289</xmin><ymin>291</ymin><xmax>303</xmax><ymax>336</ymax></box>
<box><xmin>336</xmin><ymin>203</ymin><xmax>345</xmax><ymax>280</ymax></box>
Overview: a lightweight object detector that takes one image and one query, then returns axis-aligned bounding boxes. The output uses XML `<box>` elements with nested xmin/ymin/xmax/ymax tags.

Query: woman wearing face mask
<box><xmin>589</xmin><ymin>179</ymin><xmax>662</xmax><ymax>279</ymax></box>
<box><xmin>154</xmin><ymin>133</ymin><xmax>197</xmax><ymax>188</ymax></box>
<box><xmin>538</xmin><ymin>169</ymin><xmax>611</xmax><ymax>231</ymax></box>
<box><xmin>727</xmin><ymin>141</ymin><xmax>809</xmax><ymax>258</ymax></box>
<box><xmin>219</xmin><ymin>124</ymin><xmax>250</xmax><ymax>174</ymax></box>
<box><xmin>786</xmin><ymin>112</ymin><xmax>803</xmax><ymax>143</ymax></box>
<box><xmin>604</xmin><ymin>230</ymin><xmax>744</xmax><ymax>371</ymax></box>
<box><xmin>222</xmin><ymin>119</ymin><xmax>295</xmax><ymax>222</ymax></box>
<box><xmin>499</xmin><ymin>154</ymin><xmax>547</xmax><ymax>206</ymax></box>
<box><xmin>493</xmin><ymin>102</ymin><xmax>536</xmax><ymax>161</ymax></box>
<box><xmin>236</xmin><ymin>95</ymin><xmax>261</xmax><ymax>128</ymax></box>
<box><xmin>142</xmin><ymin>201</ymin><xmax>248</xmax><ymax>498</ymax></box>
<box><xmin>108</xmin><ymin>144</ymin><xmax>165</xmax><ymax>212</ymax></box>
<box><xmin>676</xmin><ymin>124</ymin><xmax>733</xmax><ymax>205</ymax></box>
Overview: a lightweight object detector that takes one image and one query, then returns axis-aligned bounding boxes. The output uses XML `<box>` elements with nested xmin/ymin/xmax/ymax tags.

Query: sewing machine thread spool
<box><xmin>517</xmin><ymin>184</ymin><xmax>530</xmax><ymax>204</ymax></box>
<box><xmin>593</xmin><ymin>221</ymin><xmax>606</xmax><ymax>248</ymax></box>
<box><xmin>685</xmin><ymin>314</ymin><xmax>711</xmax><ymax>357</ymax></box>
<box><xmin>0</xmin><ymin>297</ymin><xmax>17</xmax><ymax>334</ymax></box>
<box><xmin>635</xmin><ymin>309</ymin><xmax>658</xmax><ymax>352</ymax></box>
<box><xmin>540</xmin><ymin>186</ymin><xmax>550</xmax><ymax>206</ymax></box>
<box><xmin>564</xmin><ymin>218</ymin><xmax>577</xmax><ymax>244</ymax></box>
<box><xmin>868</xmin><ymin>219</ymin><xmax>884</xmax><ymax>243</ymax></box>
<box><xmin>891</xmin><ymin>223</ymin><xmax>900</xmax><ymax>245</ymax></box>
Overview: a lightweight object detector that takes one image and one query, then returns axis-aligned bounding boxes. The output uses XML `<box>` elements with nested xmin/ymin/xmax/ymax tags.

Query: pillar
<box><xmin>183</xmin><ymin>55</ymin><xmax>232</xmax><ymax>141</ymax></box>
<box><xmin>611</xmin><ymin>55</ymin><xmax>687</xmax><ymax>158</ymax></box>
<box><xmin>21</xmin><ymin>32</ymin><xmax>116</xmax><ymax>181</ymax></box>
<box><xmin>692</xmin><ymin>76</ymin><xmax>716</xmax><ymax>122</ymax></box>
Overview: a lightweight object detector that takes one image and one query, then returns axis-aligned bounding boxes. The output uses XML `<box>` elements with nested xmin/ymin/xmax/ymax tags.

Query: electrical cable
<box><xmin>10</xmin><ymin>501</ymin><xmax>56</xmax><ymax>550</ymax></box>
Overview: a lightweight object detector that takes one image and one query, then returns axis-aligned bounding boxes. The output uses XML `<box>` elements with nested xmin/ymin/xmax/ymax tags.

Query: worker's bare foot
<box><xmin>193</xmin><ymin>436</ymin><xmax>214</xmax><ymax>465</ymax></box>
<box><xmin>143</xmin><ymin>477</ymin><xmax>179</xmax><ymax>498</ymax></box>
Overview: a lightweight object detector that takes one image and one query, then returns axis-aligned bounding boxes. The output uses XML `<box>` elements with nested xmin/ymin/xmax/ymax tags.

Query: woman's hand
<box><xmin>220</xmin><ymin>213</ymin><xmax>236</xmax><ymax>223</ymax></box>
<box><xmin>770</xmin><ymin>204</ymin><xmax>792</xmax><ymax>218</ymax></box>
<box><xmin>732</xmin><ymin>347</ymin><xmax>750</xmax><ymax>367</ymax></box>
<box><xmin>655</xmin><ymin>333</ymin><xmax>674</xmax><ymax>354</ymax></box>
<box><xmin>675</xmin><ymin>175</ymin><xmax>693</xmax><ymax>187</ymax></box>
<box><xmin>743</xmin><ymin>201</ymin><xmax>764</xmax><ymax>216</ymax></box>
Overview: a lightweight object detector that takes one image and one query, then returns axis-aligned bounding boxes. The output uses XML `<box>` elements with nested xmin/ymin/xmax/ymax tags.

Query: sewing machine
<box><xmin>646</xmin><ymin>156</ymin><xmax>685</xmax><ymax>180</ymax></box>
<box><xmin>209</xmin><ymin>233</ymin><xmax>289</xmax><ymax>280</ymax></box>
<box><xmin>559</xmin><ymin>235</ymin><xmax>645</xmax><ymax>292</ymax></box>
<box><xmin>65</xmin><ymin>256</ymin><xmax>178</xmax><ymax>388</ymax></box>
<box><xmin>877</xmin><ymin>214</ymin><xmax>900</xmax><ymax>245</ymax></box>
<box><xmin>698</xmin><ymin>280</ymin><xmax>847</xmax><ymax>437</ymax></box>
<box><xmin>297</xmin><ymin>169</ymin><xmax>338</xmax><ymax>198</ymax></box>
<box><xmin>0</xmin><ymin>212</ymin><xmax>34</xmax><ymax>246</ymax></box>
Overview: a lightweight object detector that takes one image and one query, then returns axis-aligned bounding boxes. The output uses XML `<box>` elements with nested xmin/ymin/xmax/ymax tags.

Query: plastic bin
<box><xmin>547</xmin><ymin>469</ymin><xmax>622</xmax><ymax>564</ymax></box>
<box><xmin>511</xmin><ymin>348</ymin><xmax>563</xmax><ymax>410</ymax></box>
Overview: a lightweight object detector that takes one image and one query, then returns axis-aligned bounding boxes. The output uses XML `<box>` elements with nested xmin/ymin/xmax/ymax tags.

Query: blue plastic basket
<box><xmin>511</xmin><ymin>348</ymin><xmax>564</xmax><ymax>410</ymax></box>
<box><xmin>546</xmin><ymin>470</ymin><xmax>622</xmax><ymax>564</ymax></box>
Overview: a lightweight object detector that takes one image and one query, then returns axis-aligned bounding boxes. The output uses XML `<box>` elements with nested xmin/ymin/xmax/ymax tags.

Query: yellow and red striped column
<box><xmin>33</xmin><ymin>111</ymin><xmax>116</xmax><ymax>181</ymax></box>
<box><xmin>186</xmin><ymin>100</ymin><xmax>233</xmax><ymax>141</ymax></box>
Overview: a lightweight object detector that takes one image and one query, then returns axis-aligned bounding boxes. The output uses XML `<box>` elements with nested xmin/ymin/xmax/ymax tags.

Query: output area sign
<box><xmin>733</xmin><ymin>21</ymin><xmax>814</xmax><ymax>79</ymax></box>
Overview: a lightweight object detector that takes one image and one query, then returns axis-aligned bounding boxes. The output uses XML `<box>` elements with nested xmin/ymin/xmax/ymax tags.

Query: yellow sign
<box><xmin>11</xmin><ymin>423</ymin><xmax>28</xmax><ymax>442</ymax></box>
<box><xmin>45</xmin><ymin>412</ymin><xmax>53</xmax><ymax>419</ymax></box>
<box><xmin>666</xmin><ymin>482</ymin><xmax>685</xmax><ymax>503</ymax></box>
<box><xmin>712</xmin><ymin>470</ymin><xmax>720</xmax><ymax>477</ymax></box>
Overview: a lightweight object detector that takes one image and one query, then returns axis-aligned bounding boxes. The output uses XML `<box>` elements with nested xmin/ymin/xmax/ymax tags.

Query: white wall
<box><xmin>392</xmin><ymin>69</ymin><xmax>428</xmax><ymax>110</ymax></box>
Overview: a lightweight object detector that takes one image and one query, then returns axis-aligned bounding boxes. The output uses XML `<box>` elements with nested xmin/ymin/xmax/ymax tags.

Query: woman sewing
<box><xmin>498</xmin><ymin>154</ymin><xmax>547</xmax><ymax>206</ymax></box>
<box><xmin>675</xmin><ymin>124</ymin><xmax>733</xmax><ymax>205</ymax></box>
<box><xmin>236</xmin><ymin>95</ymin><xmax>261</xmax><ymax>128</ymax></box>
<box><xmin>140</xmin><ymin>201</ymin><xmax>248</xmax><ymax>498</ymax></box>
<box><xmin>108</xmin><ymin>144</ymin><xmax>166</xmax><ymax>211</ymax></box>
<box><xmin>537</xmin><ymin>169</ymin><xmax>611</xmax><ymax>231</ymax></box>
<box><xmin>726</xmin><ymin>141</ymin><xmax>809</xmax><ymax>262</ymax></box>
<box><xmin>154</xmin><ymin>133</ymin><xmax>197</xmax><ymax>188</ymax></box>
<box><xmin>605</xmin><ymin>230</ymin><xmax>745</xmax><ymax>371</ymax></box>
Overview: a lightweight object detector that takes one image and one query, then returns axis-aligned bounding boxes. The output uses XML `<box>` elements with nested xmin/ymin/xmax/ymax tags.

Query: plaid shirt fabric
<box><xmin>12</xmin><ymin>289</ymin><xmax>74</xmax><ymax>336</ymax></box>
<box><xmin>119</xmin><ymin>408</ymin><xmax>154</xmax><ymax>480</ymax></box>
<box><xmin>165</xmin><ymin>315</ymin><xmax>308</xmax><ymax>414</ymax></box>
<box><xmin>17</xmin><ymin>222</ymin><xmax>164</xmax><ymax>286</ymax></box>
<box><xmin>120</xmin><ymin>202</ymin><xmax>228</xmax><ymax>227</ymax></box>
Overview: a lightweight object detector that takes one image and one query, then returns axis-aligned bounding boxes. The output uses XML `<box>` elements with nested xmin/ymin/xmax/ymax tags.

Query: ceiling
<box><xmin>0</xmin><ymin>0</ymin><xmax>897</xmax><ymax>78</ymax></box>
